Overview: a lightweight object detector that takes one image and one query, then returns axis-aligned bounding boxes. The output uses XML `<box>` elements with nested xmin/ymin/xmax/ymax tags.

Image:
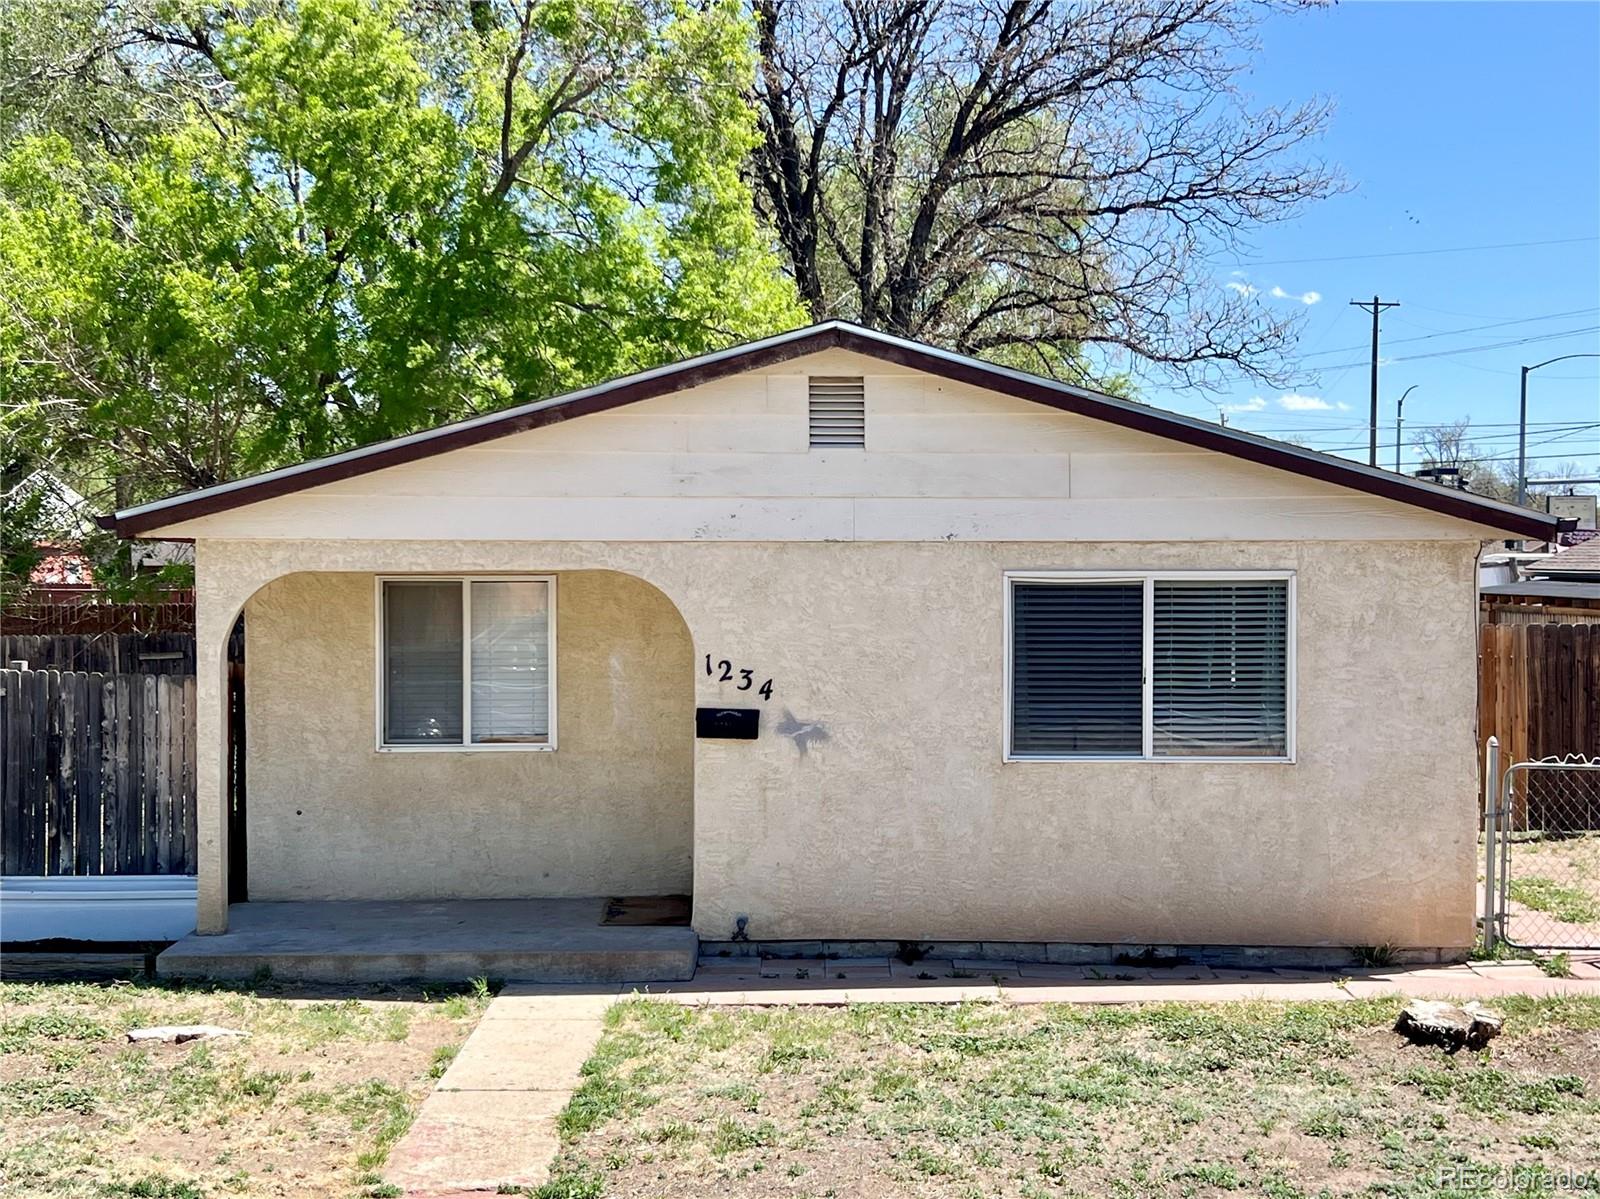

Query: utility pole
<box><xmin>1518</xmin><ymin>353</ymin><xmax>1600</xmax><ymax>506</ymax></box>
<box><xmin>1350</xmin><ymin>296</ymin><xmax>1400</xmax><ymax>467</ymax></box>
<box><xmin>1395</xmin><ymin>385</ymin><xmax>1418</xmax><ymax>474</ymax></box>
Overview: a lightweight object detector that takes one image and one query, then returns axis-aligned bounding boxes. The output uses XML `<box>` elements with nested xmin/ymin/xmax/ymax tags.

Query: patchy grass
<box><xmin>1509</xmin><ymin>875</ymin><xmax>1600</xmax><ymax>925</ymax></box>
<box><xmin>0</xmin><ymin>977</ymin><xmax>490</xmax><ymax>1197</ymax></box>
<box><xmin>539</xmin><ymin>996</ymin><xmax>1600</xmax><ymax>1198</ymax></box>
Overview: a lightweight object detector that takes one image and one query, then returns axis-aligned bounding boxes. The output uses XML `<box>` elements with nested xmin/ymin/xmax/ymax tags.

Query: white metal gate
<box><xmin>1482</xmin><ymin>738</ymin><xmax>1600</xmax><ymax>952</ymax></box>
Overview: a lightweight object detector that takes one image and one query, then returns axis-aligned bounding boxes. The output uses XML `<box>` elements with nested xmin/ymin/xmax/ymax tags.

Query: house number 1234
<box><xmin>705</xmin><ymin>655</ymin><xmax>774</xmax><ymax>701</ymax></box>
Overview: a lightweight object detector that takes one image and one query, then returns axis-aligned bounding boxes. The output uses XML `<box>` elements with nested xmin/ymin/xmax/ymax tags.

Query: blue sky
<box><xmin>1128</xmin><ymin>1</ymin><xmax>1600</xmax><ymax>484</ymax></box>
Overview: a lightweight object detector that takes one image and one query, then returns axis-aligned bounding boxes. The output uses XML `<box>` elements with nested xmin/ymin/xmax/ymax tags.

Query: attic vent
<box><xmin>808</xmin><ymin>376</ymin><xmax>865</xmax><ymax>448</ymax></box>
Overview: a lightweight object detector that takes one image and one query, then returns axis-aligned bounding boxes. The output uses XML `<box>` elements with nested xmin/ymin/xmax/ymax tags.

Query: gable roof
<box><xmin>100</xmin><ymin>320</ymin><xmax>1557</xmax><ymax>539</ymax></box>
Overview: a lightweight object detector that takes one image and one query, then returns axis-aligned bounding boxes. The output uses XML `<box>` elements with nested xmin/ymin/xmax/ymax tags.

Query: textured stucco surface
<box><xmin>200</xmin><ymin>537</ymin><xmax>1482</xmax><ymax>950</ymax></box>
<box><xmin>242</xmin><ymin>569</ymin><xmax>693</xmax><ymax>900</ymax></box>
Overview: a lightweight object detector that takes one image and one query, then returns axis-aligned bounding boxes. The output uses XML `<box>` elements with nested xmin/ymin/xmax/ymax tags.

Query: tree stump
<box><xmin>1395</xmin><ymin>1000</ymin><xmax>1503</xmax><ymax>1052</ymax></box>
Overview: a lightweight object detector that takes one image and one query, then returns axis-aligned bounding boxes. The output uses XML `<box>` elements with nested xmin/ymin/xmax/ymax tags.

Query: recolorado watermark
<box><xmin>1436</xmin><ymin>1164</ymin><xmax>1599</xmax><ymax>1192</ymax></box>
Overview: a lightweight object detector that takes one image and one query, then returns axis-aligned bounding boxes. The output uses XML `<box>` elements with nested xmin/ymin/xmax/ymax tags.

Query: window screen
<box><xmin>1152</xmin><ymin>580</ymin><xmax>1288</xmax><ymax>757</ymax></box>
<box><xmin>470</xmin><ymin>580</ymin><xmax>551</xmax><ymax>744</ymax></box>
<box><xmin>1010</xmin><ymin>582</ymin><xmax>1144</xmax><ymax>757</ymax></box>
<box><xmin>383</xmin><ymin>581</ymin><xmax>464</xmax><ymax>744</ymax></box>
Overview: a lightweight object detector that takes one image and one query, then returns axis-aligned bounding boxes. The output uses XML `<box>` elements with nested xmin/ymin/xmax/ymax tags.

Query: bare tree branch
<box><xmin>751</xmin><ymin>0</ymin><xmax>1342</xmax><ymax>388</ymax></box>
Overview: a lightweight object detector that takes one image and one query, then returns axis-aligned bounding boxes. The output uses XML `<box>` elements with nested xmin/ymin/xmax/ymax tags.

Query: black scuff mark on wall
<box><xmin>775</xmin><ymin>709</ymin><xmax>829</xmax><ymax>756</ymax></box>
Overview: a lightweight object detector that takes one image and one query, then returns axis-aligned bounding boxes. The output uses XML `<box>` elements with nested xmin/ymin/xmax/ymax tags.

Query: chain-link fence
<box><xmin>1485</xmin><ymin>751</ymin><xmax>1600</xmax><ymax>951</ymax></box>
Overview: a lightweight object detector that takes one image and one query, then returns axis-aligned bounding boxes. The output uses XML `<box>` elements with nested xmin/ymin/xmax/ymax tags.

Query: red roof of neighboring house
<box><xmin>29</xmin><ymin>547</ymin><xmax>94</xmax><ymax>587</ymax></box>
<box><xmin>99</xmin><ymin>321</ymin><xmax>1560</xmax><ymax>540</ymax></box>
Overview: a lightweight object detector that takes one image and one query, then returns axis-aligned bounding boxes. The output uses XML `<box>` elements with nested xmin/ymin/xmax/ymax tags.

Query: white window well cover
<box><xmin>809</xmin><ymin>376</ymin><xmax>865</xmax><ymax>447</ymax></box>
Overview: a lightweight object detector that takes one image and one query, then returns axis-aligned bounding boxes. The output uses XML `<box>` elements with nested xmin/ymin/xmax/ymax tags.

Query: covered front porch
<box><xmin>156</xmin><ymin>897</ymin><xmax>699</xmax><ymax>983</ymax></box>
<box><xmin>209</xmin><ymin>564</ymin><xmax>697</xmax><ymax>933</ymax></box>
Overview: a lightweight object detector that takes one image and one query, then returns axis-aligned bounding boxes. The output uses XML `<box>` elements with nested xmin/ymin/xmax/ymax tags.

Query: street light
<box><xmin>1396</xmin><ymin>385</ymin><xmax>1418</xmax><ymax>474</ymax></box>
<box><xmin>1518</xmin><ymin>353</ymin><xmax>1600</xmax><ymax>506</ymax></box>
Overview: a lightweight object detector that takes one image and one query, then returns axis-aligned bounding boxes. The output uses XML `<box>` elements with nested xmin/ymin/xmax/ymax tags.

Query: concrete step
<box><xmin>154</xmin><ymin>898</ymin><xmax>698</xmax><ymax>985</ymax></box>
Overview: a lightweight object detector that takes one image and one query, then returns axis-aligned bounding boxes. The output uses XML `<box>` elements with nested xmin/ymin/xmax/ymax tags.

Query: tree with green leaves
<box><xmin>0</xmin><ymin>0</ymin><xmax>802</xmax><ymax>594</ymax></box>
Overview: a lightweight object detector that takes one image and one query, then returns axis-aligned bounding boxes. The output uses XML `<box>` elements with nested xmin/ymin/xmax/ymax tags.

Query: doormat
<box><xmin>601</xmin><ymin>895</ymin><xmax>692</xmax><ymax>927</ymax></box>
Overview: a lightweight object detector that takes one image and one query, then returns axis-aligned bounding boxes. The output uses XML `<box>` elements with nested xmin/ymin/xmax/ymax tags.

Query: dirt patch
<box><xmin>0</xmin><ymin>977</ymin><xmax>489</xmax><ymax>1198</ymax></box>
<box><xmin>542</xmin><ymin>997</ymin><xmax>1600</xmax><ymax>1198</ymax></box>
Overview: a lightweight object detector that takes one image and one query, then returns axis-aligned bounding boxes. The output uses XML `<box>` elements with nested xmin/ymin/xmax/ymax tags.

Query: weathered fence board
<box><xmin>1480</xmin><ymin>622</ymin><xmax>1600</xmax><ymax>822</ymax></box>
<box><xmin>1</xmin><ymin>633</ymin><xmax>195</xmax><ymax>674</ymax></box>
<box><xmin>0</xmin><ymin>669</ymin><xmax>196</xmax><ymax>876</ymax></box>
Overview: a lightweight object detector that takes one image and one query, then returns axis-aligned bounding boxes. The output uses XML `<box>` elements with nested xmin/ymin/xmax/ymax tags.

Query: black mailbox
<box><xmin>696</xmin><ymin>707</ymin><xmax>760</xmax><ymax>740</ymax></box>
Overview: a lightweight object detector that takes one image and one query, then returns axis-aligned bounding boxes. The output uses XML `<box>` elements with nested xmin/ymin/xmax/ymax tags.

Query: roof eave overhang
<box><xmin>100</xmin><ymin>322</ymin><xmax>1560</xmax><ymax>541</ymax></box>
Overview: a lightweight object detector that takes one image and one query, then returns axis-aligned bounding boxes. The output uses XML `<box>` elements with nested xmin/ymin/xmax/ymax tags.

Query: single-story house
<box><xmin>102</xmin><ymin>322</ymin><xmax>1555</xmax><ymax>960</ymax></box>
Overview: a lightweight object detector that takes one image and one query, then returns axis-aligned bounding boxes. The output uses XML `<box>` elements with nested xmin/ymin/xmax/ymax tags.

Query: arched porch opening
<box><xmin>229</xmin><ymin>566</ymin><xmax>694</xmax><ymax>906</ymax></box>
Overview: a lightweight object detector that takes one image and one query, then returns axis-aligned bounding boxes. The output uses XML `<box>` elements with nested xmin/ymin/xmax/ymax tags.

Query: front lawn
<box><xmin>542</xmin><ymin>997</ymin><xmax>1600</xmax><ymax>1198</ymax></box>
<box><xmin>0</xmin><ymin>977</ymin><xmax>491</xmax><ymax>1198</ymax></box>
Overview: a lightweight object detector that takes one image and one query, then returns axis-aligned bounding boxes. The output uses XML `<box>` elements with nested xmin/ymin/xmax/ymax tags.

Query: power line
<box><xmin>1234</xmin><ymin>419</ymin><xmax>1600</xmax><ymax>437</ymax></box>
<box><xmin>1311</xmin><ymin>424</ymin><xmax>1600</xmax><ymax>457</ymax></box>
<box><xmin>1229</xmin><ymin>235</ymin><xmax>1600</xmax><ymax>268</ymax></box>
<box><xmin>1302</xmin><ymin>431</ymin><xmax>1600</xmax><ymax>456</ymax></box>
<box><xmin>1307</xmin><ymin>325</ymin><xmax>1600</xmax><ymax>373</ymax></box>
<box><xmin>1296</xmin><ymin>307</ymin><xmax>1600</xmax><ymax>361</ymax></box>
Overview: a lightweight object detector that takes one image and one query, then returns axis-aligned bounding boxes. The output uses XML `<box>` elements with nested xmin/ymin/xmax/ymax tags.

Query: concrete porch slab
<box><xmin>156</xmin><ymin>899</ymin><xmax>697</xmax><ymax>984</ymax></box>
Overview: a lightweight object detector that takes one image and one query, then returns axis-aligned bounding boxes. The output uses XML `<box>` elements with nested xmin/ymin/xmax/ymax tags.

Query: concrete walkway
<box><xmin>385</xmin><ymin>956</ymin><xmax>1600</xmax><ymax>1196</ymax></box>
<box><xmin>384</xmin><ymin>984</ymin><xmax>621</xmax><ymax>1196</ymax></box>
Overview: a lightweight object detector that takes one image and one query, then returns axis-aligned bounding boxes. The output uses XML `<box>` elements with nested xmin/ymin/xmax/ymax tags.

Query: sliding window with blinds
<box><xmin>1152</xmin><ymin>580</ymin><xmax>1288</xmax><ymax>757</ymax></box>
<box><xmin>380</xmin><ymin>577</ymin><xmax>556</xmax><ymax>749</ymax></box>
<box><xmin>1006</xmin><ymin>573</ymin><xmax>1293</xmax><ymax>761</ymax></box>
<box><xmin>1010</xmin><ymin>582</ymin><xmax>1144</xmax><ymax>757</ymax></box>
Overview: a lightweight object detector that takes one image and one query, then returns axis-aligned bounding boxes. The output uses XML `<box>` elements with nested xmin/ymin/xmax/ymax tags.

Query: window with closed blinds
<box><xmin>1152</xmin><ymin>580</ymin><xmax>1288</xmax><ymax>758</ymax></box>
<box><xmin>380</xmin><ymin>577</ymin><xmax>556</xmax><ymax>749</ymax></box>
<box><xmin>1010</xmin><ymin>582</ymin><xmax>1144</xmax><ymax>757</ymax></box>
<box><xmin>1006</xmin><ymin>573</ymin><xmax>1293</xmax><ymax>761</ymax></box>
<box><xmin>470</xmin><ymin>580</ymin><xmax>550</xmax><ymax>744</ymax></box>
<box><xmin>383</xmin><ymin>581</ymin><xmax>464</xmax><ymax>744</ymax></box>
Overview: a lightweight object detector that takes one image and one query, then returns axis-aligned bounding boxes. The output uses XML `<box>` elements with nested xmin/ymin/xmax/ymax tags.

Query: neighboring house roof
<box><xmin>1525</xmin><ymin>539</ymin><xmax>1600</xmax><ymax>581</ymax></box>
<box><xmin>1481</xmin><ymin>581</ymin><xmax>1600</xmax><ymax>600</ymax></box>
<box><xmin>30</xmin><ymin>546</ymin><xmax>94</xmax><ymax>586</ymax></box>
<box><xmin>98</xmin><ymin>321</ymin><xmax>1558</xmax><ymax>539</ymax></box>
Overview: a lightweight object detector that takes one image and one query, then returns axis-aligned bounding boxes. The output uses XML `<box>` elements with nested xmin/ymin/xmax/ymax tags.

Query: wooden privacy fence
<box><xmin>1</xmin><ymin>669</ymin><xmax>197</xmax><ymax>876</ymax></box>
<box><xmin>2</xmin><ymin>633</ymin><xmax>196</xmax><ymax>675</ymax></box>
<box><xmin>1480</xmin><ymin>623</ymin><xmax>1600</xmax><ymax>824</ymax></box>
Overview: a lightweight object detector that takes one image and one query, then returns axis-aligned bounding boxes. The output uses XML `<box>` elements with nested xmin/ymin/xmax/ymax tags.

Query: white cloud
<box><xmin>1269</xmin><ymin>285</ymin><xmax>1322</xmax><ymax>305</ymax></box>
<box><xmin>1221</xmin><ymin>396</ymin><xmax>1268</xmax><ymax>413</ymax></box>
<box><xmin>1226</xmin><ymin>280</ymin><xmax>1258</xmax><ymax>297</ymax></box>
<box><xmin>1278</xmin><ymin>393</ymin><xmax>1332</xmax><ymax>411</ymax></box>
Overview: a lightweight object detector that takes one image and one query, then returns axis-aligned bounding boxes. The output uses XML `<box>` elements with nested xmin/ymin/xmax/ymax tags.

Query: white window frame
<box><xmin>1002</xmin><ymin>570</ymin><xmax>1296</xmax><ymax>764</ymax></box>
<box><xmin>374</xmin><ymin>574</ymin><xmax>558</xmax><ymax>753</ymax></box>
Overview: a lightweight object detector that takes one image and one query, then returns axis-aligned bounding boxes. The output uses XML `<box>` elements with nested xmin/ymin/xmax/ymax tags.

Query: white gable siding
<box><xmin>149</xmin><ymin>348</ymin><xmax>1504</xmax><ymax>542</ymax></box>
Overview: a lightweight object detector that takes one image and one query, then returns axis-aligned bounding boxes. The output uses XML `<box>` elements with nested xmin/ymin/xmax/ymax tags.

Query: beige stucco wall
<box><xmin>242</xmin><ymin>569</ymin><xmax>693</xmax><ymax>899</ymax></box>
<box><xmin>206</xmin><ymin>535</ymin><xmax>1482</xmax><ymax>951</ymax></box>
<box><xmin>159</xmin><ymin>349</ymin><xmax>1506</xmax><ymax>945</ymax></box>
